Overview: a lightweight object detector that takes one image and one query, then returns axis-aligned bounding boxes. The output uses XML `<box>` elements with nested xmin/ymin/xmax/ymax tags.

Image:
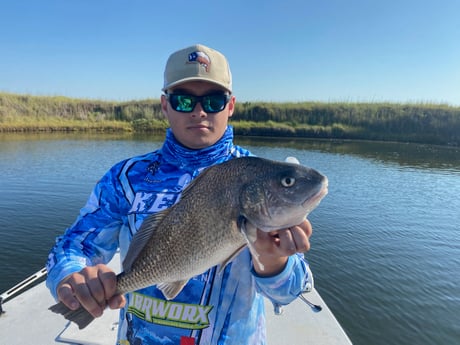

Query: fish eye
<box><xmin>281</xmin><ymin>176</ymin><xmax>296</xmax><ymax>187</ymax></box>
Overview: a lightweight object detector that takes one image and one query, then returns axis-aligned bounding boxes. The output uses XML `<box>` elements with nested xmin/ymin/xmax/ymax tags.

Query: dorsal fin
<box><xmin>122</xmin><ymin>209</ymin><xmax>170</xmax><ymax>272</ymax></box>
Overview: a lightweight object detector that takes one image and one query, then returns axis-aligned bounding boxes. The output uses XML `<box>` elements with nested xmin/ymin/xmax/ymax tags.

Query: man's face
<box><xmin>161</xmin><ymin>81</ymin><xmax>235</xmax><ymax>149</ymax></box>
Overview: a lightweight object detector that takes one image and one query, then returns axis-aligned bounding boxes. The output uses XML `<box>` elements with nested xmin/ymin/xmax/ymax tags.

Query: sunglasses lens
<box><xmin>170</xmin><ymin>95</ymin><xmax>196</xmax><ymax>112</ymax></box>
<box><xmin>202</xmin><ymin>95</ymin><xmax>228</xmax><ymax>113</ymax></box>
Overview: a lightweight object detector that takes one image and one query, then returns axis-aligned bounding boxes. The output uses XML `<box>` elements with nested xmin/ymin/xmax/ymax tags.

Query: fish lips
<box><xmin>301</xmin><ymin>177</ymin><xmax>329</xmax><ymax>215</ymax></box>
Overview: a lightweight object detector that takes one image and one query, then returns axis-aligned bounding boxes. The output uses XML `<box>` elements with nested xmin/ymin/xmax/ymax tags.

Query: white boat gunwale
<box><xmin>0</xmin><ymin>253</ymin><xmax>353</xmax><ymax>344</ymax></box>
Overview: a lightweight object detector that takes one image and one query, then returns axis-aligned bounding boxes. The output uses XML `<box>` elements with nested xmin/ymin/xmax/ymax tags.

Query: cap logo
<box><xmin>188</xmin><ymin>51</ymin><xmax>211</xmax><ymax>72</ymax></box>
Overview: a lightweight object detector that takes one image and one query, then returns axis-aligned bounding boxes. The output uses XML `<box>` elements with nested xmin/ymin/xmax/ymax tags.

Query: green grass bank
<box><xmin>1</xmin><ymin>92</ymin><xmax>459</xmax><ymax>146</ymax></box>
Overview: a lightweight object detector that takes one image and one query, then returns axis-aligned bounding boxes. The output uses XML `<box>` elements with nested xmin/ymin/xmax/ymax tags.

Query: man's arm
<box><xmin>46</xmin><ymin>164</ymin><xmax>126</xmax><ymax>316</ymax></box>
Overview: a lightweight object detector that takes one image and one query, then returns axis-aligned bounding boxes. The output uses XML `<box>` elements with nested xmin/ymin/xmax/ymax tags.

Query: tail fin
<box><xmin>49</xmin><ymin>302</ymin><xmax>95</xmax><ymax>329</ymax></box>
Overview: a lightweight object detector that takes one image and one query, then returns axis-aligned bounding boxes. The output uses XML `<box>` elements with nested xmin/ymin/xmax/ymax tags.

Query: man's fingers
<box><xmin>300</xmin><ymin>219</ymin><xmax>313</xmax><ymax>238</ymax></box>
<box><xmin>278</xmin><ymin>229</ymin><xmax>297</xmax><ymax>255</ymax></box>
<box><xmin>73</xmin><ymin>279</ymin><xmax>105</xmax><ymax>317</ymax></box>
<box><xmin>256</xmin><ymin>220</ymin><xmax>313</xmax><ymax>256</ymax></box>
<box><xmin>290</xmin><ymin>225</ymin><xmax>311</xmax><ymax>252</ymax></box>
<box><xmin>56</xmin><ymin>265</ymin><xmax>118</xmax><ymax>318</ymax></box>
<box><xmin>108</xmin><ymin>294</ymin><xmax>126</xmax><ymax>310</ymax></box>
<box><xmin>98</xmin><ymin>267</ymin><xmax>118</xmax><ymax>301</ymax></box>
<box><xmin>276</xmin><ymin>221</ymin><xmax>312</xmax><ymax>255</ymax></box>
<box><xmin>57</xmin><ymin>282</ymin><xmax>80</xmax><ymax>310</ymax></box>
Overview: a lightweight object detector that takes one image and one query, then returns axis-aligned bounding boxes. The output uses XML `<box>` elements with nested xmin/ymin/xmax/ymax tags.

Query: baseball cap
<box><xmin>162</xmin><ymin>44</ymin><xmax>232</xmax><ymax>93</ymax></box>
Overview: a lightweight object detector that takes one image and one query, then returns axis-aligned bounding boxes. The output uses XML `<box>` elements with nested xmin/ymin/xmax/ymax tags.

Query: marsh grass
<box><xmin>0</xmin><ymin>117</ymin><xmax>132</xmax><ymax>132</ymax></box>
<box><xmin>1</xmin><ymin>92</ymin><xmax>459</xmax><ymax>145</ymax></box>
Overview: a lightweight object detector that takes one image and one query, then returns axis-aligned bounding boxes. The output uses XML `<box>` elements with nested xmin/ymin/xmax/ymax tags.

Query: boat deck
<box><xmin>0</xmin><ymin>255</ymin><xmax>352</xmax><ymax>344</ymax></box>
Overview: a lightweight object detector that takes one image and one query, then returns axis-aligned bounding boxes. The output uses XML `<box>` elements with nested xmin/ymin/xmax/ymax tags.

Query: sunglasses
<box><xmin>166</xmin><ymin>93</ymin><xmax>231</xmax><ymax>113</ymax></box>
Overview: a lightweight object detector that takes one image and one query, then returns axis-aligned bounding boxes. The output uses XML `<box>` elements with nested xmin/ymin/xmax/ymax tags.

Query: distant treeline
<box><xmin>1</xmin><ymin>92</ymin><xmax>459</xmax><ymax>146</ymax></box>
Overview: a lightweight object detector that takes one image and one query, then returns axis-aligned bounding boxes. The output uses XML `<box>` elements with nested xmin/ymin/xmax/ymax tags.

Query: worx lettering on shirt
<box><xmin>128</xmin><ymin>293</ymin><xmax>213</xmax><ymax>330</ymax></box>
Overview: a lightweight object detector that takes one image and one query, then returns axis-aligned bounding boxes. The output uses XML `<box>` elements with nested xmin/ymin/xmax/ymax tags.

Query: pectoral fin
<box><xmin>218</xmin><ymin>244</ymin><xmax>247</xmax><ymax>273</ymax></box>
<box><xmin>239</xmin><ymin>217</ymin><xmax>265</xmax><ymax>271</ymax></box>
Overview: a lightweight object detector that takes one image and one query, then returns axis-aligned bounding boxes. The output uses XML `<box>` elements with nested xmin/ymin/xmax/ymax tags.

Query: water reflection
<box><xmin>234</xmin><ymin>136</ymin><xmax>460</xmax><ymax>172</ymax></box>
<box><xmin>1</xmin><ymin>132</ymin><xmax>459</xmax><ymax>172</ymax></box>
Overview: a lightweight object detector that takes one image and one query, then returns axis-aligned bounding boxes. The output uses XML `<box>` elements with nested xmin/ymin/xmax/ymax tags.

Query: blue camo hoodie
<box><xmin>46</xmin><ymin>126</ymin><xmax>310</xmax><ymax>345</ymax></box>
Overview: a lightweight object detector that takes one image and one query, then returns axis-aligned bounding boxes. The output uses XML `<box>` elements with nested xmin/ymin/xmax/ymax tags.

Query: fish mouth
<box><xmin>302</xmin><ymin>178</ymin><xmax>329</xmax><ymax>212</ymax></box>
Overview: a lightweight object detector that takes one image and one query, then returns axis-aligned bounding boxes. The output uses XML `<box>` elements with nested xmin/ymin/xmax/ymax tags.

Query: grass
<box><xmin>0</xmin><ymin>115</ymin><xmax>132</xmax><ymax>132</ymax></box>
<box><xmin>1</xmin><ymin>92</ymin><xmax>460</xmax><ymax>146</ymax></box>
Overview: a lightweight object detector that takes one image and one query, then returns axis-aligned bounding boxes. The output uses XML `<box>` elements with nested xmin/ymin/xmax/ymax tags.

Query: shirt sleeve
<box><xmin>251</xmin><ymin>253</ymin><xmax>310</xmax><ymax>305</ymax></box>
<box><xmin>45</xmin><ymin>164</ymin><xmax>125</xmax><ymax>300</ymax></box>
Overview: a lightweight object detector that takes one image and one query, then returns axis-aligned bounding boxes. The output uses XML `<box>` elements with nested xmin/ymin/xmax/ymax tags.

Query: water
<box><xmin>1</xmin><ymin>133</ymin><xmax>459</xmax><ymax>345</ymax></box>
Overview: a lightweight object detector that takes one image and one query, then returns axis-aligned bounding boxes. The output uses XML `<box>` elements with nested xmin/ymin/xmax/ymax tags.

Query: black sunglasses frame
<box><xmin>166</xmin><ymin>93</ymin><xmax>231</xmax><ymax>113</ymax></box>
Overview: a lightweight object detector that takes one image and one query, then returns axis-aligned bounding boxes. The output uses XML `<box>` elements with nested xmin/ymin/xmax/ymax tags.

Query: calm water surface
<box><xmin>1</xmin><ymin>133</ymin><xmax>459</xmax><ymax>345</ymax></box>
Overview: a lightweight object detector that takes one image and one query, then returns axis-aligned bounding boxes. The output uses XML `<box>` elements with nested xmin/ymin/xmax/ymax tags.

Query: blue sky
<box><xmin>1</xmin><ymin>0</ymin><xmax>459</xmax><ymax>105</ymax></box>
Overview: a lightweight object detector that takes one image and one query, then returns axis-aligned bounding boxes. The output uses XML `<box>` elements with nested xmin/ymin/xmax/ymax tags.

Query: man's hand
<box><xmin>252</xmin><ymin>219</ymin><xmax>313</xmax><ymax>276</ymax></box>
<box><xmin>56</xmin><ymin>264</ymin><xmax>126</xmax><ymax>318</ymax></box>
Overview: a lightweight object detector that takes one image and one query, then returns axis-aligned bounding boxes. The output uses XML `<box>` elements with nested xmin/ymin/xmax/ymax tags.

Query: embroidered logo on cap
<box><xmin>188</xmin><ymin>51</ymin><xmax>211</xmax><ymax>72</ymax></box>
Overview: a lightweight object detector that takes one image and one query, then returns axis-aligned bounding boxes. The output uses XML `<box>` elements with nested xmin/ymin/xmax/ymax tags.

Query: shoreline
<box><xmin>1</xmin><ymin>92</ymin><xmax>459</xmax><ymax>147</ymax></box>
<box><xmin>1</xmin><ymin>123</ymin><xmax>459</xmax><ymax>147</ymax></box>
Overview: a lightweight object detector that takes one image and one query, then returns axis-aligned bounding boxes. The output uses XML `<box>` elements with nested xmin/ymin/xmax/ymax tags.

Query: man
<box><xmin>46</xmin><ymin>44</ymin><xmax>313</xmax><ymax>344</ymax></box>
